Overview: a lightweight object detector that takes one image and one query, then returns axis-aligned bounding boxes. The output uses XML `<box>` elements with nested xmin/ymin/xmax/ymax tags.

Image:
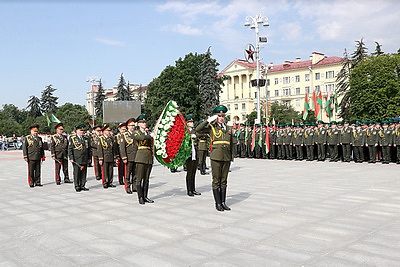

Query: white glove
<box><xmin>150</xmin><ymin>132</ymin><xmax>155</xmax><ymax>138</ymax></box>
<box><xmin>207</xmin><ymin>115</ymin><xmax>218</xmax><ymax>123</ymax></box>
<box><xmin>191</xmin><ymin>134</ymin><xmax>196</xmax><ymax>138</ymax></box>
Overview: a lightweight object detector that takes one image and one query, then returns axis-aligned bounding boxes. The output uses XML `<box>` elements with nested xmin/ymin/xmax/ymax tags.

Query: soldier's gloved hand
<box><xmin>207</xmin><ymin>115</ymin><xmax>218</xmax><ymax>123</ymax></box>
<box><xmin>191</xmin><ymin>134</ymin><xmax>196</xmax><ymax>139</ymax></box>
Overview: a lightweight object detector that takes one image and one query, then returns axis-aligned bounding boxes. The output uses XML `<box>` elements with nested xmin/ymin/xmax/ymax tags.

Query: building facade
<box><xmin>86</xmin><ymin>83</ymin><xmax>147</xmax><ymax>116</ymax></box>
<box><xmin>219</xmin><ymin>52</ymin><xmax>346</xmax><ymax>123</ymax></box>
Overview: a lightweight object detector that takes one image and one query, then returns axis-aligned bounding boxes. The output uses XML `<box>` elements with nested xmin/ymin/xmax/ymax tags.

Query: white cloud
<box><xmin>161</xmin><ymin>24</ymin><xmax>203</xmax><ymax>35</ymax></box>
<box><xmin>94</xmin><ymin>38</ymin><xmax>126</xmax><ymax>47</ymax></box>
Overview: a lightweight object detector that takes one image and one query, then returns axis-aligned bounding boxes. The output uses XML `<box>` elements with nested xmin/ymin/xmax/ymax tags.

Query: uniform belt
<box><xmin>213</xmin><ymin>141</ymin><xmax>230</xmax><ymax>145</ymax></box>
<box><xmin>199</xmin><ymin>140</ymin><xmax>206</xmax><ymax>142</ymax></box>
<box><xmin>138</xmin><ymin>146</ymin><xmax>151</xmax><ymax>149</ymax></box>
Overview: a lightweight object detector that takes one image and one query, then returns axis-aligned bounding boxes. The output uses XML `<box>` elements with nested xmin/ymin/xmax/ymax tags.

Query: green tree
<box><xmin>372</xmin><ymin>41</ymin><xmax>384</xmax><ymax>56</ymax></box>
<box><xmin>27</xmin><ymin>95</ymin><xmax>42</xmax><ymax>118</ymax></box>
<box><xmin>351</xmin><ymin>38</ymin><xmax>368</xmax><ymax>67</ymax></box>
<box><xmin>94</xmin><ymin>79</ymin><xmax>106</xmax><ymax>119</ymax></box>
<box><xmin>347</xmin><ymin>53</ymin><xmax>400</xmax><ymax>121</ymax></box>
<box><xmin>269</xmin><ymin>102</ymin><xmax>301</xmax><ymax>125</ymax></box>
<box><xmin>199</xmin><ymin>47</ymin><xmax>224</xmax><ymax>117</ymax></box>
<box><xmin>0</xmin><ymin>104</ymin><xmax>28</xmax><ymax>123</ymax></box>
<box><xmin>54</xmin><ymin>103</ymin><xmax>91</xmax><ymax>133</ymax></box>
<box><xmin>41</xmin><ymin>84</ymin><xmax>58</xmax><ymax>113</ymax></box>
<box><xmin>115</xmin><ymin>73</ymin><xmax>131</xmax><ymax>101</ymax></box>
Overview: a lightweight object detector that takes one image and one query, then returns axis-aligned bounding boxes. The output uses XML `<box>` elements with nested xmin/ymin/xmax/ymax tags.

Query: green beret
<box><xmin>185</xmin><ymin>114</ymin><xmax>194</xmax><ymax>122</ymax></box>
<box><xmin>240</xmin><ymin>123</ymin><xmax>245</xmax><ymax>126</ymax></box>
<box><xmin>212</xmin><ymin>105</ymin><xmax>228</xmax><ymax>114</ymax></box>
<box><xmin>29</xmin><ymin>123</ymin><xmax>40</xmax><ymax>130</ymax></box>
<box><xmin>75</xmin><ymin>124</ymin><xmax>85</xmax><ymax>130</ymax></box>
<box><xmin>136</xmin><ymin>114</ymin><xmax>147</xmax><ymax>122</ymax></box>
<box><xmin>331</xmin><ymin>121</ymin><xmax>337</xmax><ymax>124</ymax></box>
<box><xmin>317</xmin><ymin>120</ymin><xmax>324</xmax><ymax>124</ymax></box>
<box><xmin>343</xmin><ymin>120</ymin><xmax>349</xmax><ymax>123</ymax></box>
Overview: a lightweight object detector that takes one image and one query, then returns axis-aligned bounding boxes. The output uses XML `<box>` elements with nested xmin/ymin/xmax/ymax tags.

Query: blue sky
<box><xmin>1</xmin><ymin>0</ymin><xmax>399</xmax><ymax>109</ymax></box>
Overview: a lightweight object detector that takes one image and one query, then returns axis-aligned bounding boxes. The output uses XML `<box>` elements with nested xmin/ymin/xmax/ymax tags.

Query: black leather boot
<box><xmin>136</xmin><ymin>184</ymin><xmax>145</xmax><ymax>204</ymax></box>
<box><xmin>212</xmin><ymin>189</ymin><xmax>224</xmax><ymax>212</ymax></box>
<box><xmin>143</xmin><ymin>183</ymin><xmax>154</xmax><ymax>203</ymax></box>
<box><xmin>221</xmin><ymin>187</ymin><xmax>231</xmax><ymax>211</ymax></box>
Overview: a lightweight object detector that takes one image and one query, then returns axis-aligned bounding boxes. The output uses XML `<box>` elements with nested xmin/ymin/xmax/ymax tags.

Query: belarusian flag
<box><xmin>317</xmin><ymin>90</ymin><xmax>323</xmax><ymax>118</ymax></box>
<box><xmin>303</xmin><ymin>92</ymin><xmax>310</xmax><ymax>120</ymax></box>
<box><xmin>265</xmin><ymin>124</ymin><xmax>270</xmax><ymax>154</ymax></box>
<box><xmin>325</xmin><ymin>91</ymin><xmax>333</xmax><ymax>118</ymax></box>
<box><xmin>312</xmin><ymin>90</ymin><xmax>319</xmax><ymax>116</ymax></box>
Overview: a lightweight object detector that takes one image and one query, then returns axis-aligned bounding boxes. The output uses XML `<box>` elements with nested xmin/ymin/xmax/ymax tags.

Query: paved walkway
<box><xmin>0</xmin><ymin>150</ymin><xmax>399</xmax><ymax>266</ymax></box>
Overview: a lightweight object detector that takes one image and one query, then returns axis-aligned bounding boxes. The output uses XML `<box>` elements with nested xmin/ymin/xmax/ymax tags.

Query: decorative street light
<box><xmin>86</xmin><ymin>77</ymin><xmax>100</xmax><ymax>127</ymax></box>
<box><xmin>244</xmin><ymin>14</ymin><xmax>269</xmax><ymax>124</ymax></box>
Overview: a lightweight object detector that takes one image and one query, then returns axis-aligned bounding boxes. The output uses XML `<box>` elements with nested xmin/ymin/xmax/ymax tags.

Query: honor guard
<box><xmin>351</xmin><ymin>123</ymin><xmax>366</xmax><ymax>163</ymax></box>
<box><xmin>304</xmin><ymin>123</ymin><xmax>315</xmax><ymax>161</ymax></box>
<box><xmin>115</xmin><ymin>123</ymin><xmax>127</xmax><ymax>185</ymax></box>
<box><xmin>68</xmin><ymin>124</ymin><xmax>92</xmax><ymax>192</ymax></box>
<box><xmin>120</xmin><ymin>118</ymin><xmax>138</xmax><ymax>194</ymax></box>
<box><xmin>379</xmin><ymin>121</ymin><xmax>394</xmax><ymax>164</ymax></box>
<box><xmin>185</xmin><ymin>115</ymin><xmax>201</xmax><ymax>197</ymax></box>
<box><xmin>133</xmin><ymin>114</ymin><xmax>154</xmax><ymax>205</ymax></box>
<box><xmin>98</xmin><ymin>124</ymin><xmax>118</xmax><ymax>188</ymax></box>
<box><xmin>50</xmin><ymin>123</ymin><xmax>72</xmax><ymax>185</ymax></box>
<box><xmin>315</xmin><ymin>120</ymin><xmax>327</xmax><ymax>161</ymax></box>
<box><xmin>236</xmin><ymin>123</ymin><xmax>246</xmax><ymax>158</ymax></box>
<box><xmin>340</xmin><ymin>120</ymin><xmax>353</xmax><ymax>162</ymax></box>
<box><xmin>91</xmin><ymin>125</ymin><xmax>103</xmax><ymax>180</ymax></box>
<box><xmin>293</xmin><ymin>124</ymin><xmax>304</xmax><ymax>160</ymax></box>
<box><xmin>327</xmin><ymin>121</ymin><xmax>340</xmax><ymax>162</ymax></box>
<box><xmin>196</xmin><ymin>105</ymin><xmax>233</xmax><ymax>212</ymax></box>
<box><xmin>23</xmin><ymin>124</ymin><xmax>45</xmax><ymax>187</ymax></box>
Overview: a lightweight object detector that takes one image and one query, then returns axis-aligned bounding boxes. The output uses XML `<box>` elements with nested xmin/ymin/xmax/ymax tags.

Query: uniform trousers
<box><xmin>211</xmin><ymin>160</ymin><xmax>230</xmax><ymax>189</ymax></box>
<box><xmin>28</xmin><ymin>160</ymin><xmax>41</xmax><ymax>186</ymax></box>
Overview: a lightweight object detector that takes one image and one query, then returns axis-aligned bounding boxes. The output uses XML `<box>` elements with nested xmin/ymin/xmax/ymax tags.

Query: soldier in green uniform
<box><xmin>327</xmin><ymin>121</ymin><xmax>340</xmax><ymax>162</ymax></box>
<box><xmin>50</xmin><ymin>123</ymin><xmax>72</xmax><ymax>185</ymax></box>
<box><xmin>115</xmin><ymin>123</ymin><xmax>127</xmax><ymax>185</ymax></box>
<box><xmin>120</xmin><ymin>118</ymin><xmax>138</xmax><ymax>194</ymax></box>
<box><xmin>268</xmin><ymin>124</ymin><xmax>276</xmax><ymax>159</ymax></box>
<box><xmin>366</xmin><ymin>121</ymin><xmax>378</xmax><ymax>163</ymax></box>
<box><xmin>276</xmin><ymin>125</ymin><xmax>285</xmax><ymax>160</ymax></box>
<box><xmin>68</xmin><ymin>124</ymin><xmax>91</xmax><ymax>192</ymax></box>
<box><xmin>23</xmin><ymin>124</ymin><xmax>45</xmax><ymax>187</ymax></box>
<box><xmin>340</xmin><ymin>120</ymin><xmax>353</xmax><ymax>162</ymax></box>
<box><xmin>379</xmin><ymin>121</ymin><xmax>394</xmax><ymax>164</ymax></box>
<box><xmin>196</xmin><ymin>105</ymin><xmax>233</xmax><ymax>212</ymax></box>
<box><xmin>351</xmin><ymin>123</ymin><xmax>365</xmax><ymax>163</ymax></box>
<box><xmin>185</xmin><ymin>115</ymin><xmax>201</xmax><ymax>197</ymax></box>
<box><xmin>98</xmin><ymin>124</ymin><xmax>118</xmax><ymax>188</ymax></box>
<box><xmin>394</xmin><ymin>121</ymin><xmax>400</xmax><ymax>164</ymax></box>
<box><xmin>283</xmin><ymin>124</ymin><xmax>293</xmax><ymax>160</ymax></box>
<box><xmin>196</xmin><ymin>122</ymin><xmax>209</xmax><ymax>175</ymax></box>
<box><xmin>133</xmin><ymin>114</ymin><xmax>154</xmax><ymax>204</ymax></box>
<box><xmin>292</xmin><ymin>124</ymin><xmax>304</xmax><ymax>160</ymax></box>
<box><xmin>315</xmin><ymin>120</ymin><xmax>327</xmax><ymax>161</ymax></box>
<box><xmin>304</xmin><ymin>123</ymin><xmax>315</xmax><ymax>161</ymax></box>
<box><xmin>91</xmin><ymin>125</ymin><xmax>103</xmax><ymax>180</ymax></box>
<box><xmin>236</xmin><ymin>123</ymin><xmax>246</xmax><ymax>158</ymax></box>
<box><xmin>246</xmin><ymin>124</ymin><xmax>254</xmax><ymax>158</ymax></box>
<box><xmin>254</xmin><ymin>124</ymin><xmax>263</xmax><ymax>158</ymax></box>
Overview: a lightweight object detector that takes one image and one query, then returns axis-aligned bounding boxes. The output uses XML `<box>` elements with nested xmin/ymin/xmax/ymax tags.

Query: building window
<box><xmin>255</xmin><ymin>92</ymin><xmax>257</xmax><ymax>98</ymax></box>
<box><xmin>296</xmin><ymin>99</ymin><xmax>301</xmax><ymax>107</ymax></box>
<box><xmin>315</xmin><ymin>73</ymin><xmax>321</xmax><ymax>80</ymax></box>
<box><xmin>227</xmin><ymin>104</ymin><xmax>230</xmax><ymax>111</ymax></box>
<box><xmin>274</xmin><ymin>90</ymin><xmax>279</xmax><ymax>96</ymax></box>
<box><xmin>326</xmin><ymin>71</ymin><xmax>335</xmax><ymax>79</ymax></box>
<box><xmin>325</xmin><ymin>84</ymin><xmax>335</xmax><ymax>92</ymax></box>
<box><xmin>267</xmin><ymin>79</ymin><xmax>270</xmax><ymax>86</ymax></box>
<box><xmin>295</xmin><ymin>75</ymin><xmax>300</xmax><ymax>82</ymax></box>
<box><xmin>305</xmin><ymin>86</ymin><xmax>310</xmax><ymax>94</ymax></box>
<box><xmin>242</xmin><ymin>103</ymin><xmax>246</xmax><ymax>110</ymax></box>
<box><xmin>295</xmin><ymin>87</ymin><xmax>300</xmax><ymax>95</ymax></box>
<box><xmin>283</xmin><ymin>88</ymin><xmax>291</xmax><ymax>96</ymax></box>
<box><xmin>315</xmin><ymin>85</ymin><xmax>320</xmax><ymax>92</ymax></box>
<box><xmin>266</xmin><ymin>90</ymin><xmax>270</xmax><ymax>97</ymax></box>
<box><xmin>234</xmin><ymin>104</ymin><xmax>238</xmax><ymax>110</ymax></box>
<box><xmin>242</xmin><ymin>114</ymin><xmax>246</xmax><ymax>121</ymax></box>
<box><xmin>284</xmin><ymin>100</ymin><xmax>291</xmax><ymax>107</ymax></box>
<box><xmin>305</xmin><ymin>74</ymin><xmax>310</xmax><ymax>81</ymax></box>
<box><xmin>274</xmin><ymin>78</ymin><xmax>278</xmax><ymax>85</ymax></box>
<box><xmin>283</xmin><ymin>76</ymin><xmax>290</xmax><ymax>84</ymax></box>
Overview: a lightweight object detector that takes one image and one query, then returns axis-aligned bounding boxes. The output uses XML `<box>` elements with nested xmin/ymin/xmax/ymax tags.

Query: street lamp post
<box><xmin>244</xmin><ymin>14</ymin><xmax>269</xmax><ymax>124</ymax></box>
<box><xmin>86</xmin><ymin>77</ymin><xmax>100</xmax><ymax>127</ymax></box>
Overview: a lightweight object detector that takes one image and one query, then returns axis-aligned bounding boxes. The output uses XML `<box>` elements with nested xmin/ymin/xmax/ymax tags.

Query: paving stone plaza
<box><xmin>1</xmin><ymin>150</ymin><xmax>400</xmax><ymax>266</ymax></box>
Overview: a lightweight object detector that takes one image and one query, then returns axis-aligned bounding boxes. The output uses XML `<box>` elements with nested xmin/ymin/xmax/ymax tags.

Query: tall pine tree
<box><xmin>94</xmin><ymin>79</ymin><xmax>106</xmax><ymax>119</ymax></box>
<box><xmin>199</xmin><ymin>47</ymin><xmax>224</xmax><ymax>117</ymax></box>
<box><xmin>115</xmin><ymin>73</ymin><xmax>130</xmax><ymax>101</ymax></box>
<box><xmin>372</xmin><ymin>41</ymin><xmax>384</xmax><ymax>56</ymax></box>
<box><xmin>27</xmin><ymin>95</ymin><xmax>42</xmax><ymax>118</ymax></box>
<box><xmin>41</xmin><ymin>84</ymin><xmax>58</xmax><ymax>114</ymax></box>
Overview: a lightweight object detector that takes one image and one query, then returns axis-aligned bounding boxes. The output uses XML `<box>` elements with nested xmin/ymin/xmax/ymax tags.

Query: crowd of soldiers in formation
<box><xmin>232</xmin><ymin>119</ymin><xmax>400</xmax><ymax>164</ymax></box>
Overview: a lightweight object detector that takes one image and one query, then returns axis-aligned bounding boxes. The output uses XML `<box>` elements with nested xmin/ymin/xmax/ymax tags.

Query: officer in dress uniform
<box><xmin>196</xmin><ymin>105</ymin><xmax>233</xmax><ymax>212</ymax></box>
<box><xmin>133</xmin><ymin>114</ymin><xmax>154</xmax><ymax>205</ymax></box>
<box><xmin>366</xmin><ymin>121</ymin><xmax>378</xmax><ymax>163</ymax></box>
<box><xmin>23</xmin><ymin>124</ymin><xmax>45</xmax><ymax>187</ymax></box>
<box><xmin>196</xmin><ymin>121</ymin><xmax>209</xmax><ymax>175</ymax></box>
<box><xmin>315</xmin><ymin>120</ymin><xmax>327</xmax><ymax>161</ymax></box>
<box><xmin>246</xmin><ymin>124</ymin><xmax>254</xmax><ymax>158</ymax></box>
<box><xmin>50</xmin><ymin>123</ymin><xmax>72</xmax><ymax>185</ymax></box>
<box><xmin>304</xmin><ymin>123</ymin><xmax>315</xmax><ymax>161</ymax></box>
<box><xmin>327</xmin><ymin>121</ymin><xmax>340</xmax><ymax>162</ymax></box>
<box><xmin>293</xmin><ymin>124</ymin><xmax>304</xmax><ymax>160</ymax></box>
<box><xmin>340</xmin><ymin>120</ymin><xmax>353</xmax><ymax>162</ymax></box>
<box><xmin>120</xmin><ymin>118</ymin><xmax>138</xmax><ymax>194</ymax></box>
<box><xmin>91</xmin><ymin>125</ymin><xmax>103</xmax><ymax>180</ymax></box>
<box><xmin>98</xmin><ymin>124</ymin><xmax>118</xmax><ymax>188</ymax></box>
<box><xmin>254</xmin><ymin>124</ymin><xmax>263</xmax><ymax>158</ymax></box>
<box><xmin>236</xmin><ymin>123</ymin><xmax>246</xmax><ymax>158</ymax></box>
<box><xmin>68</xmin><ymin>124</ymin><xmax>91</xmax><ymax>192</ymax></box>
<box><xmin>351</xmin><ymin>123</ymin><xmax>365</xmax><ymax>163</ymax></box>
<box><xmin>185</xmin><ymin>115</ymin><xmax>201</xmax><ymax>197</ymax></box>
<box><xmin>394</xmin><ymin>121</ymin><xmax>400</xmax><ymax>164</ymax></box>
<box><xmin>379</xmin><ymin>121</ymin><xmax>394</xmax><ymax>164</ymax></box>
<box><xmin>115</xmin><ymin>123</ymin><xmax>127</xmax><ymax>185</ymax></box>
<box><xmin>269</xmin><ymin>124</ymin><xmax>276</xmax><ymax>159</ymax></box>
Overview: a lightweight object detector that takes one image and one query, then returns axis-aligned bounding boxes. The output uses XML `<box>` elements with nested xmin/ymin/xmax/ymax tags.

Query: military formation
<box><xmin>233</xmin><ymin>119</ymin><xmax>400</xmax><ymax>164</ymax></box>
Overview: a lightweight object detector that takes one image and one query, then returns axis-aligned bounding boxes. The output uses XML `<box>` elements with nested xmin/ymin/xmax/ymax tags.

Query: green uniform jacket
<box><xmin>133</xmin><ymin>130</ymin><xmax>153</xmax><ymax>165</ymax></box>
<box><xmin>340</xmin><ymin>127</ymin><xmax>352</xmax><ymax>144</ymax></box>
<box><xmin>303</xmin><ymin>128</ymin><xmax>315</xmax><ymax>145</ymax></box>
<box><xmin>315</xmin><ymin>128</ymin><xmax>327</xmax><ymax>144</ymax></box>
<box><xmin>395</xmin><ymin>128</ymin><xmax>400</xmax><ymax>145</ymax></box>
<box><xmin>196</xmin><ymin>121</ymin><xmax>233</xmax><ymax>162</ymax></box>
<box><xmin>91</xmin><ymin>134</ymin><xmax>102</xmax><ymax>158</ymax></box>
<box><xmin>98</xmin><ymin>135</ymin><xmax>118</xmax><ymax>162</ymax></box>
<box><xmin>351</xmin><ymin>129</ymin><xmax>366</xmax><ymax>146</ymax></box>
<box><xmin>379</xmin><ymin>128</ymin><xmax>394</xmax><ymax>146</ymax></box>
<box><xmin>120</xmin><ymin>131</ymin><xmax>138</xmax><ymax>162</ymax></box>
<box><xmin>292</xmin><ymin>129</ymin><xmax>304</xmax><ymax>145</ymax></box>
<box><xmin>327</xmin><ymin>128</ymin><xmax>340</xmax><ymax>145</ymax></box>
<box><xmin>365</xmin><ymin>128</ymin><xmax>378</xmax><ymax>146</ymax></box>
<box><xmin>68</xmin><ymin>135</ymin><xmax>92</xmax><ymax>165</ymax></box>
<box><xmin>23</xmin><ymin>135</ymin><xmax>45</xmax><ymax>161</ymax></box>
<box><xmin>50</xmin><ymin>134</ymin><xmax>68</xmax><ymax>159</ymax></box>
